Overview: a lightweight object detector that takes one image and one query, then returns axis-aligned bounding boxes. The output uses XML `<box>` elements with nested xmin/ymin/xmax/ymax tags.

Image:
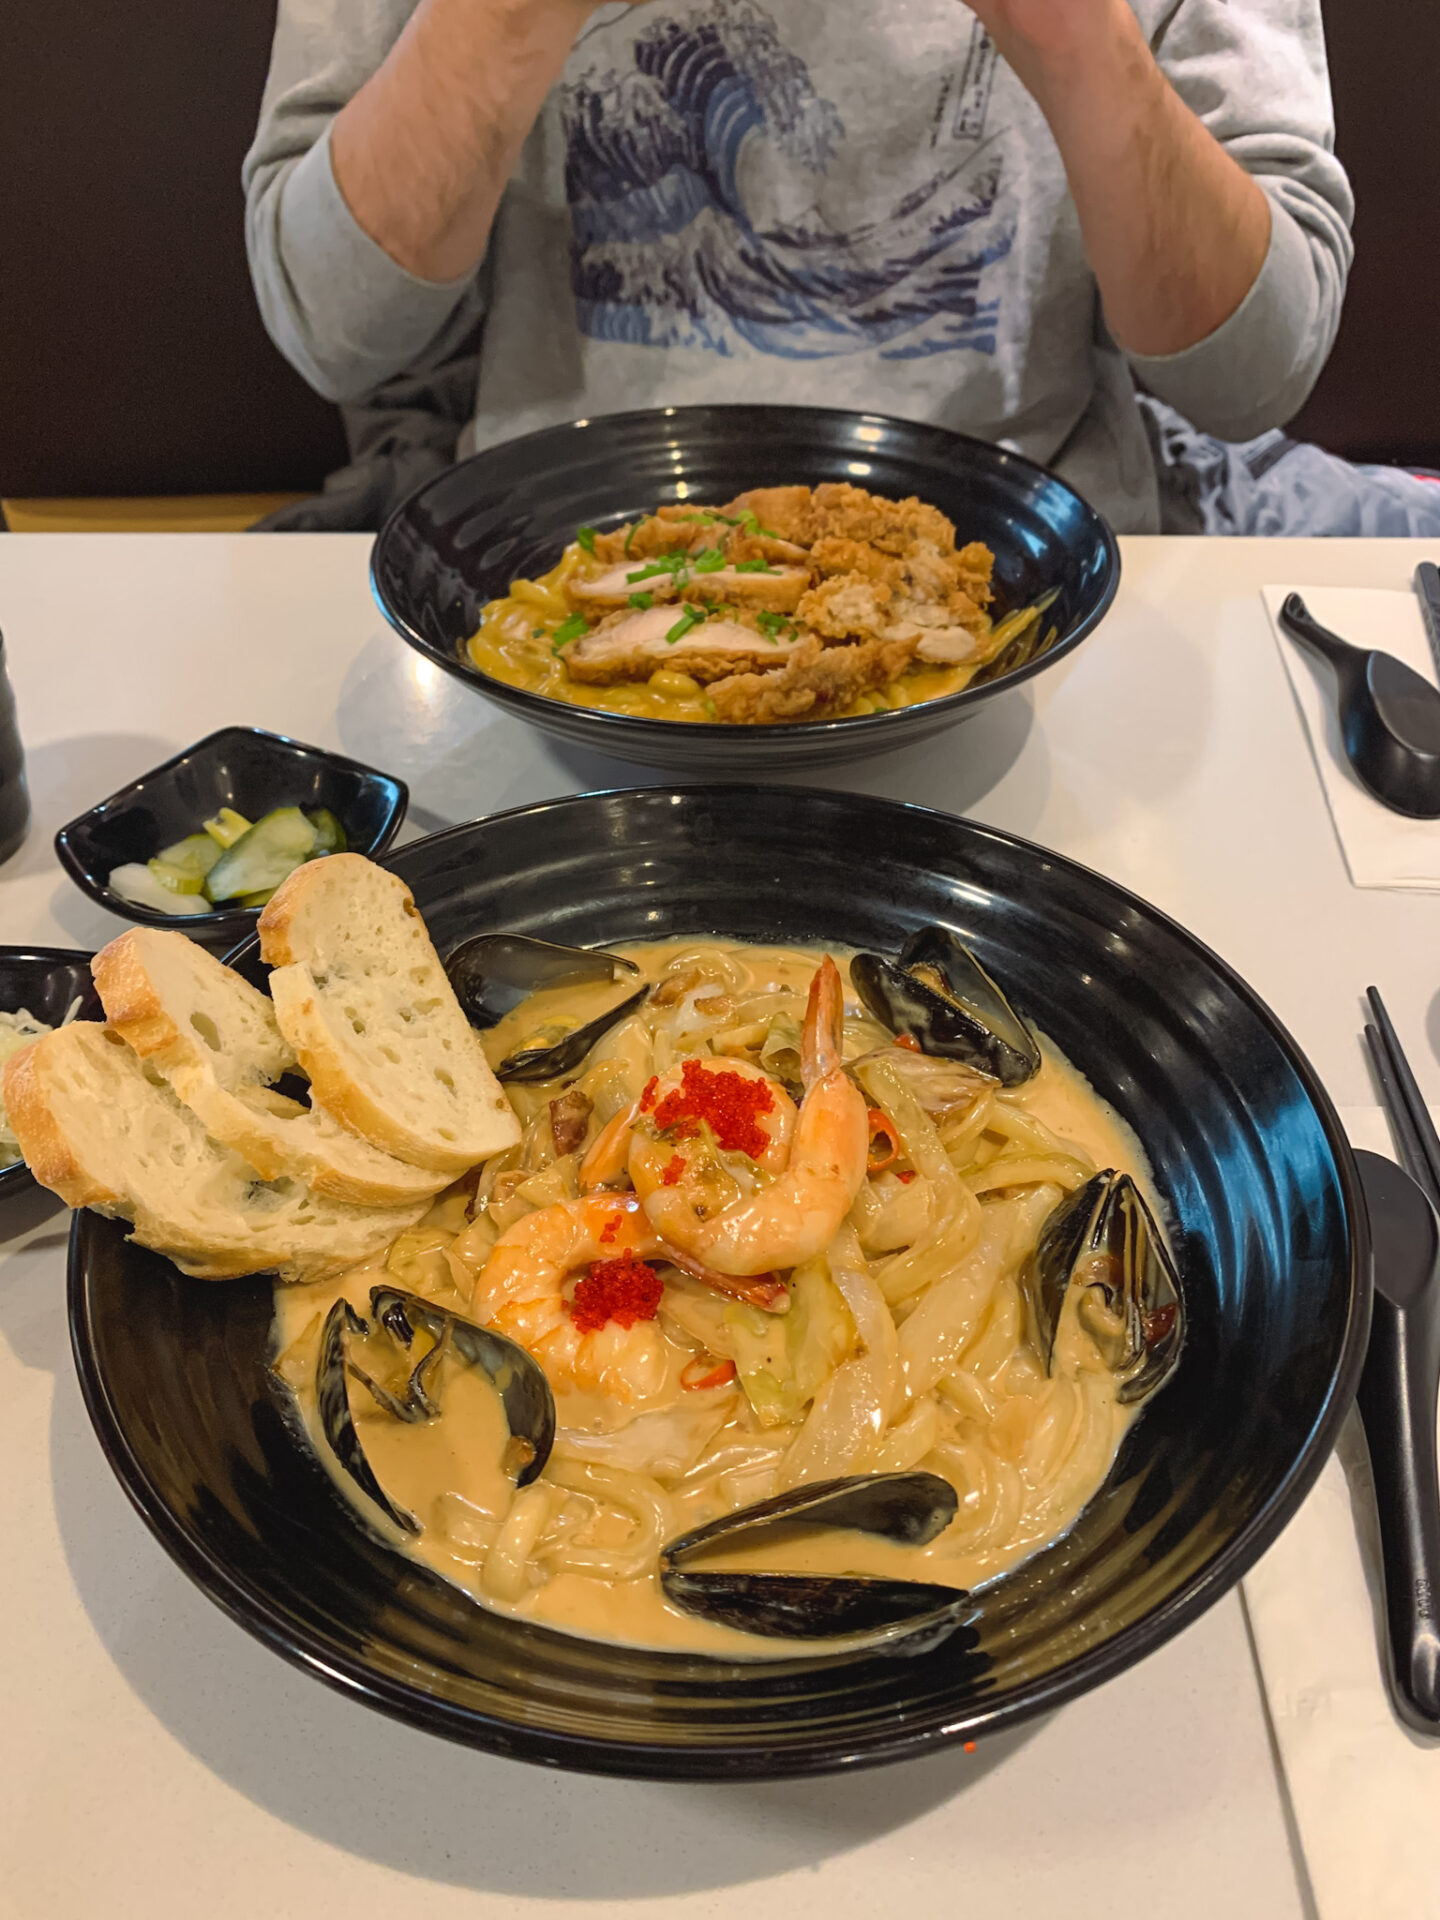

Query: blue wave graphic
<box><xmin>562</xmin><ymin>1</ymin><xmax>1013</xmax><ymax>362</ymax></box>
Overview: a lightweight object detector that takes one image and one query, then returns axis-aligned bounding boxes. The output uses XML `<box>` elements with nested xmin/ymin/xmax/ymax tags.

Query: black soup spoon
<box><xmin>1354</xmin><ymin>1148</ymin><xmax>1440</xmax><ymax>1732</ymax></box>
<box><xmin>1278</xmin><ymin>593</ymin><xmax>1440</xmax><ymax>818</ymax></box>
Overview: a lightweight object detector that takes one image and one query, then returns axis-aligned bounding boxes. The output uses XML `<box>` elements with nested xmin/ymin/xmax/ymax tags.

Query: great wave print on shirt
<box><xmin>560</xmin><ymin>2</ymin><xmax>1015</xmax><ymax>361</ymax></box>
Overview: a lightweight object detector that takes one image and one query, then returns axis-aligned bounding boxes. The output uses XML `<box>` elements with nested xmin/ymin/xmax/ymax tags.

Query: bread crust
<box><xmin>94</xmin><ymin>926</ymin><xmax>449</xmax><ymax>1206</ymax></box>
<box><xmin>5</xmin><ymin>1020</ymin><xmax>428</xmax><ymax>1283</ymax></box>
<box><xmin>260</xmin><ymin>856</ymin><xmax>520</xmax><ymax>1174</ymax></box>
<box><xmin>2</xmin><ymin>1034</ymin><xmax>122</xmax><ymax>1209</ymax></box>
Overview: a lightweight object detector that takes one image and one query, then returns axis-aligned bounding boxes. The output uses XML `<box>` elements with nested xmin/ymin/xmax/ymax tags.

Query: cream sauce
<box><xmin>272</xmin><ymin>939</ymin><xmax>1159</xmax><ymax>1658</ymax></box>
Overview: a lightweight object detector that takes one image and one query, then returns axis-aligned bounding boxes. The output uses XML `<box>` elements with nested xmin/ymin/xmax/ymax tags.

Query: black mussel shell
<box><xmin>368</xmin><ymin>1287</ymin><xmax>556</xmax><ymax>1484</ymax></box>
<box><xmin>659</xmin><ymin>1471</ymin><xmax>971</xmax><ymax>1642</ymax></box>
<box><xmin>316</xmin><ymin>1298</ymin><xmax>420</xmax><ymax>1535</ymax></box>
<box><xmin>851</xmin><ymin>926</ymin><xmax>1039</xmax><ymax>1086</ymax></box>
<box><xmin>444</xmin><ymin>932</ymin><xmax>648</xmax><ymax>1083</ymax></box>
<box><xmin>496</xmin><ymin>983</ymin><xmax>650</xmax><ymax>1083</ymax></box>
<box><xmin>660</xmin><ymin>1570</ymin><xmax>972</xmax><ymax>1642</ymax></box>
<box><xmin>1027</xmin><ymin>1170</ymin><xmax>1185</xmax><ymax>1406</ymax></box>
<box><xmin>445</xmin><ymin>932</ymin><xmax>639</xmax><ymax>1027</ymax></box>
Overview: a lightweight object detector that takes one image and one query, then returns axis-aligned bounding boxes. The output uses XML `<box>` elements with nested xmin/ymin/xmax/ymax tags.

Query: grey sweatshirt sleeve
<box><xmin>243</xmin><ymin>0</ymin><xmax>486</xmax><ymax>404</ymax></box>
<box><xmin>1127</xmin><ymin>0</ymin><xmax>1354</xmax><ymax>440</ymax></box>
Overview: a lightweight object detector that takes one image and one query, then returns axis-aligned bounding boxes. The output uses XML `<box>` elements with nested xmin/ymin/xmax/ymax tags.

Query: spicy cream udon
<box><xmin>272</xmin><ymin>939</ymin><xmax>1156</xmax><ymax>1657</ymax></box>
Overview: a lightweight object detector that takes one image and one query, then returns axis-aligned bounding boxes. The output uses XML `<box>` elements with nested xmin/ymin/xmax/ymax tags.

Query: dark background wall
<box><xmin>1288</xmin><ymin>1</ymin><xmax>1440</xmax><ymax>467</ymax></box>
<box><xmin>2</xmin><ymin>1</ymin><xmax>347</xmax><ymax>497</ymax></box>
<box><xmin>0</xmin><ymin>2</ymin><xmax>1433</xmax><ymax>498</ymax></box>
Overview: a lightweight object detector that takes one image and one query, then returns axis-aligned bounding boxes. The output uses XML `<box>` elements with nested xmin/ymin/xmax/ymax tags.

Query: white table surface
<box><xmin>1</xmin><ymin>530</ymin><xmax>1436</xmax><ymax>1919</ymax></box>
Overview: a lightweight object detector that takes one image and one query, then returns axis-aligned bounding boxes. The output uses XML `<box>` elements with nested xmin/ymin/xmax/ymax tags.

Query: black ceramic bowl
<box><xmin>0</xmin><ymin>948</ymin><xmax>101</xmax><ymax>1199</ymax></box>
<box><xmin>55</xmin><ymin>727</ymin><xmax>409</xmax><ymax>945</ymax></box>
<box><xmin>68</xmin><ymin>789</ymin><xmax>1366</xmax><ymax>1779</ymax></box>
<box><xmin>370</xmin><ymin>405</ymin><xmax>1120</xmax><ymax>771</ymax></box>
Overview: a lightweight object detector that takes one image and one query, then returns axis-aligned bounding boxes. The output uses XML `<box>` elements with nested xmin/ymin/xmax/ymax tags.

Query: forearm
<box><xmin>330</xmin><ymin>0</ymin><xmax>591</xmax><ymax>282</ymax></box>
<box><xmin>988</xmin><ymin>0</ymin><xmax>1271</xmax><ymax>357</ymax></box>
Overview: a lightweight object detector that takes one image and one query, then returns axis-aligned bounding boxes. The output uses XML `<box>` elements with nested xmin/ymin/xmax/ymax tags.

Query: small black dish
<box><xmin>69</xmin><ymin>789</ymin><xmax>1367</xmax><ymax>1779</ymax></box>
<box><xmin>371</xmin><ymin>404</ymin><xmax>1120</xmax><ymax>771</ymax></box>
<box><xmin>55</xmin><ymin>727</ymin><xmax>409</xmax><ymax>944</ymax></box>
<box><xmin>0</xmin><ymin>948</ymin><xmax>101</xmax><ymax>1199</ymax></box>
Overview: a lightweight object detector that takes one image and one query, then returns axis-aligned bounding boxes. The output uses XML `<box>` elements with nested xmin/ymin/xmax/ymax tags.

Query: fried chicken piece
<box><xmin>720</xmin><ymin>486</ymin><xmax>820</xmax><ymax>545</ymax></box>
<box><xmin>564</xmin><ymin>606</ymin><xmax>805</xmax><ymax>685</ymax></box>
<box><xmin>807</xmin><ymin>483</ymin><xmax>959</xmax><ymax>559</ymax></box>
<box><xmin>708</xmin><ymin>634</ymin><xmax>918</xmax><ymax>724</ymax></box>
<box><xmin>797</xmin><ymin>573</ymin><xmax>896</xmax><ymax>641</ymax></box>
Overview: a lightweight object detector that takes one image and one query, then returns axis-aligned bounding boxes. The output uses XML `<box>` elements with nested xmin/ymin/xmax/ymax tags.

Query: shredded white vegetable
<box><xmin>0</xmin><ymin>998</ymin><xmax>79</xmax><ymax>1160</ymax></box>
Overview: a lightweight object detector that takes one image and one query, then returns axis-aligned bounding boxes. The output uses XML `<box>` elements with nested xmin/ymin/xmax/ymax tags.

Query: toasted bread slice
<box><xmin>2</xmin><ymin>1021</ymin><xmax>426</xmax><ymax>1282</ymax></box>
<box><xmin>93</xmin><ymin>928</ymin><xmax>449</xmax><ymax>1207</ymax></box>
<box><xmin>258</xmin><ymin>855</ymin><xmax>520</xmax><ymax>1175</ymax></box>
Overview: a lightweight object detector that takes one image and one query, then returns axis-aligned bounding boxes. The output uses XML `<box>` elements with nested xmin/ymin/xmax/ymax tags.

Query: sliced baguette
<box><xmin>93</xmin><ymin>927</ymin><xmax>449</xmax><ymax>1207</ymax></box>
<box><xmin>2</xmin><ymin>1021</ymin><xmax>427</xmax><ymax>1282</ymax></box>
<box><xmin>258</xmin><ymin>854</ymin><xmax>520</xmax><ymax>1175</ymax></box>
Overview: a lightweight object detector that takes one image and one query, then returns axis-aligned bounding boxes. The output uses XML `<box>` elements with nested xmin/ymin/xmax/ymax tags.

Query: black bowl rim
<box><xmin>369</xmin><ymin>402</ymin><xmax>1122</xmax><ymax>745</ymax></box>
<box><xmin>53</xmin><ymin>725</ymin><xmax>410</xmax><ymax>937</ymax></box>
<box><xmin>67</xmin><ymin>787</ymin><xmax>1370</xmax><ymax>1779</ymax></box>
<box><xmin>0</xmin><ymin>945</ymin><xmax>97</xmax><ymax>1200</ymax></box>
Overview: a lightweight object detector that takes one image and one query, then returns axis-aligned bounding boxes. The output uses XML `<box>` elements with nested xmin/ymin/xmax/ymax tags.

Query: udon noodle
<box><xmin>272</xmin><ymin>940</ymin><xmax>1153</xmax><ymax>1657</ymax></box>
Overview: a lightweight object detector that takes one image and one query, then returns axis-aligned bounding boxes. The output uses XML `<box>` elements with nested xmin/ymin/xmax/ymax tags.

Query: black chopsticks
<box><xmin>1365</xmin><ymin>987</ymin><xmax>1440</xmax><ymax>1205</ymax></box>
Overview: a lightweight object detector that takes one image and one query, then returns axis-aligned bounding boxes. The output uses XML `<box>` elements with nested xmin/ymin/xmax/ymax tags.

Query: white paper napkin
<box><xmin>1262</xmin><ymin>585</ymin><xmax>1440</xmax><ymax>890</ymax></box>
<box><xmin>1242</xmin><ymin>1105</ymin><xmax>1440</xmax><ymax>1920</ymax></box>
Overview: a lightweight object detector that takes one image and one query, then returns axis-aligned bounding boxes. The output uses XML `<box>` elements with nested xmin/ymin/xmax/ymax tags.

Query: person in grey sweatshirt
<box><xmin>242</xmin><ymin>0</ymin><xmax>1439</xmax><ymax>535</ymax></box>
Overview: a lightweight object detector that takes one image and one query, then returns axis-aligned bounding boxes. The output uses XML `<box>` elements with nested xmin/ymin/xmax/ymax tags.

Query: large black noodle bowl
<box><xmin>370</xmin><ymin>406</ymin><xmax>1120</xmax><ymax>770</ymax></box>
<box><xmin>69</xmin><ymin>789</ymin><xmax>1367</xmax><ymax>1778</ymax></box>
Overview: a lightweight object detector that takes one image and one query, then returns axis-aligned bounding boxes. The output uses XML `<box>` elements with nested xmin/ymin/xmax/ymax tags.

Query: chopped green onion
<box><xmin>739</xmin><ymin>511</ymin><xmax>781</xmax><ymax>539</ymax></box>
<box><xmin>626</xmin><ymin>554</ymin><xmax>690</xmax><ymax>585</ymax></box>
<box><xmin>629</xmin><ymin>590</ymin><xmax>655</xmax><ymax>610</ymax></box>
<box><xmin>552</xmin><ymin>613</ymin><xmax>589</xmax><ymax>651</ymax></box>
<box><xmin>757</xmin><ymin>611</ymin><xmax>787</xmax><ymax>639</ymax></box>
<box><xmin>733</xmin><ymin>558</ymin><xmax>776</xmax><ymax>574</ymax></box>
<box><xmin>666</xmin><ymin>606</ymin><xmax>704</xmax><ymax>644</ymax></box>
<box><xmin>623</xmin><ymin>522</ymin><xmax>638</xmax><ymax>555</ymax></box>
<box><xmin>693</xmin><ymin>548</ymin><xmax>726</xmax><ymax>573</ymax></box>
<box><xmin>576</xmin><ymin>525</ymin><xmax>598</xmax><ymax>555</ymax></box>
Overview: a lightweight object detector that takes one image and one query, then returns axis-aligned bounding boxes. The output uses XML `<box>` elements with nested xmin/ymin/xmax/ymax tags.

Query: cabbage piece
<box><xmin>725</xmin><ymin>1258</ymin><xmax>856</xmax><ymax>1427</ymax></box>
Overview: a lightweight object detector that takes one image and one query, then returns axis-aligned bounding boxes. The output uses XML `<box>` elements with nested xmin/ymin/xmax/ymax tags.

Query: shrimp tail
<box><xmin>801</xmin><ymin>955</ymin><xmax>846</xmax><ymax>1089</ymax></box>
<box><xmin>663</xmin><ymin>1246</ymin><xmax>790</xmax><ymax>1314</ymax></box>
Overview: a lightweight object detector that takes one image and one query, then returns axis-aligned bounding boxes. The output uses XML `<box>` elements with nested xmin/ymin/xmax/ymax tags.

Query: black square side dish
<box><xmin>0</xmin><ymin>948</ymin><xmax>102</xmax><ymax>1199</ymax></box>
<box><xmin>54</xmin><ymin>727</ymin><xmax>409</xmax><ymax>945</ymax></box>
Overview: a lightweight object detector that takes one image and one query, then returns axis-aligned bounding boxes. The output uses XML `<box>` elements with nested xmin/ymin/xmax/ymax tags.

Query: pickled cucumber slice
<box><xmin>154</xmin><ymin>831</ymin><xmax>222</xmax><ymax>880</ymax></box>
<box><xmin>203</xmin><ymin>807</ymin><xmax>253</xmax><ymax>849</ymax></box>
<box><xmin>238</xmin><ymin>887</ymin><xmax>278</xmax><ymax>909</ymax></box>
<box><xmin>148</xmin><ymin>860</ymin><xmax>207</xmax><ymax>896</ymax></box>
<box><xmin>203</xmin><ymin>807</ymin><xmax>318</xmax><ymax>903</ymax></box>
<box><xmin>306</xmin><ymin>808</ymin><xmax>347</xmax><ymax>854</ymax></box>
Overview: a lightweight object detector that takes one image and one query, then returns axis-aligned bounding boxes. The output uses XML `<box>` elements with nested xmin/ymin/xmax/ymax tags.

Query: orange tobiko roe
<box><xmin>569</xmin><ymin>1252</ymin><xmax>665</xmax><ymax>1334</ymax></box>
<box><xmin>651</xmin><ymin>1058</ymin><xmax>776</xmax><ymax>1159</ymax></box>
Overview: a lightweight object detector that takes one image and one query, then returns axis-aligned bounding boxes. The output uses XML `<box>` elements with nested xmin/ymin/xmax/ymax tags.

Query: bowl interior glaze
<box><xmin>370</xmin><ymin>406</ymin><xmax>1120</xmax><ymax>771</ymax></box>
<box><xmin>69</xmin><ymin>788</ymin><xmax>1366</xmax><ymax>1778</ymax></box>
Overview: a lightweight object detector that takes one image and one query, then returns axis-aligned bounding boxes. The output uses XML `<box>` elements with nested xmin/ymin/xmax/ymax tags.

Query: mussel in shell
<box><xmin>444</xmin><ymin>932</ymin><xmax>647</xmax><ymax>1081</ymax></box>
<box><xmin>1026</xmin><ymin>1170</ymin><xmax>1184</xmax><ymax>1405</ymax></box>
<box><xmin>659</xmin><ymin>1471</ymin><xmax>972</xmax><ymax>1643</ymax></box>
<box><xmin>851</xmin><ymin>925</ymin><xmax>1040</xmax><ymax>1086</ymax></box>
<box><xmin>315</xmin><ymin>1287</ymin><xmax>557</xmax><ymax>1535</ymax></box>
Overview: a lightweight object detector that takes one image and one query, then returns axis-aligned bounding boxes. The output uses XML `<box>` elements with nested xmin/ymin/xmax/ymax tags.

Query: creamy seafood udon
<box><xmin>272</xmin><ymin>938</ymin><xmax>1168</xmax><ymax>1657</ymax></box>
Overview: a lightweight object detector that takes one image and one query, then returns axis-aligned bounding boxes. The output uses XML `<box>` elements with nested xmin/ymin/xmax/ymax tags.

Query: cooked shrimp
<box><xmin>472</xmin><ymin>1195</ymin><xmax>670</xmax><ymax>1404</ymax></box>
<box><xmin>580</xmin><ymin>1059</ymin><xmax>796</xmax><ymax>1192</ymax></box>
<box><xmin>472</xmin><ymin>1193</ymin><xmax>787</xmax><ymax>1403</ymax></box>
<box><xmin>633</xmin><ymin>958</ymin><xmax>868</xmax><ymax>1276</ymax></box>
